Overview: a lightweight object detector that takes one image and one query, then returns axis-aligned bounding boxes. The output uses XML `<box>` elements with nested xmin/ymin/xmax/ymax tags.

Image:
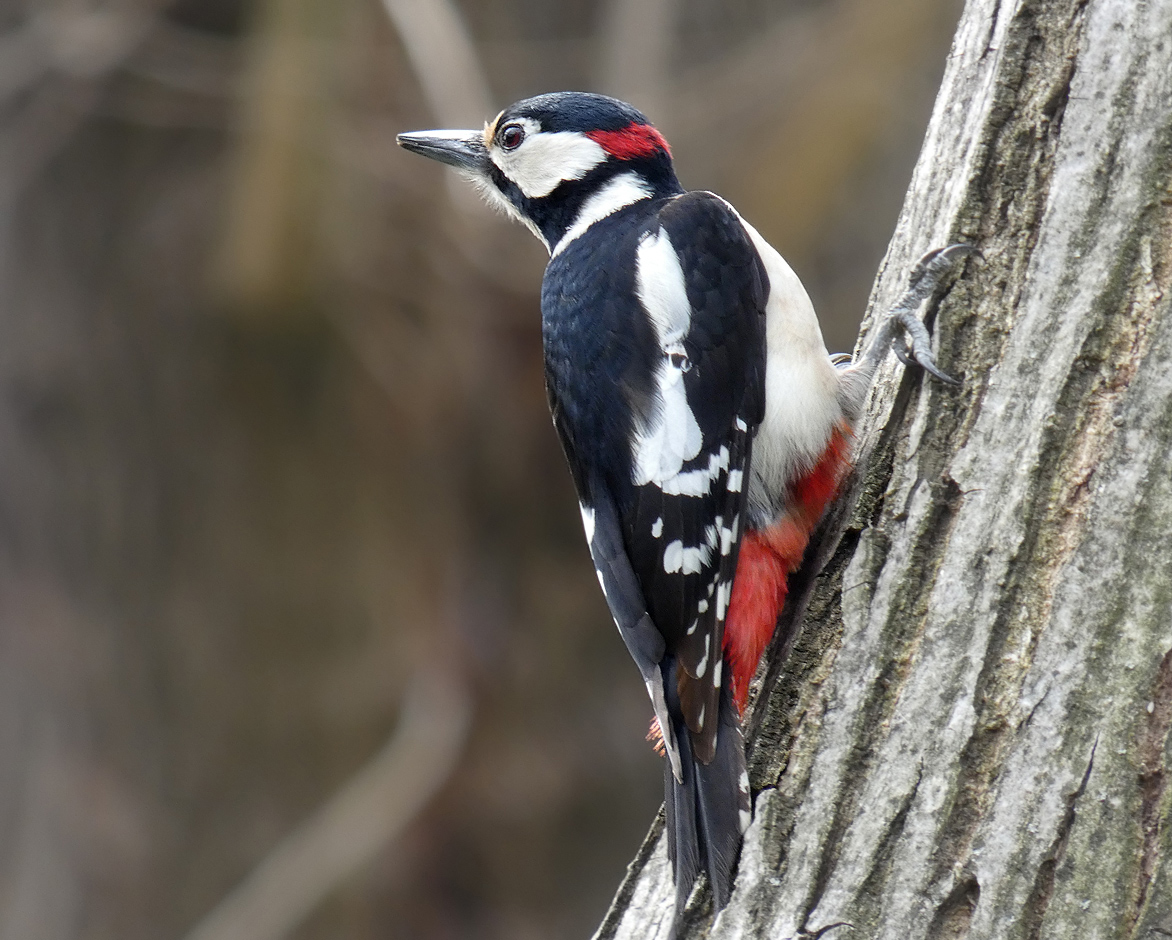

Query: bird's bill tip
<box><xmin>396</xmin><ymin>129</ymin><xmax>487</xmax><ymax>171</ymax></box>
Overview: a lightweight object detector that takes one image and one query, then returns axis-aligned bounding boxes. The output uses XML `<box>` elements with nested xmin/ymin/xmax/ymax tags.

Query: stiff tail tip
<box><xmin>662</xmin><ymin>664</ymin><xmax>751</xmax><ymax>934</ymax></box>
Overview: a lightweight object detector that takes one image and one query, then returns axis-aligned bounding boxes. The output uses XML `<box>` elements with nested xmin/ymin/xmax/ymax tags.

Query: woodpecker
<box><xmin>399</xmin><ymin>92</ymin><xmax>966</xmax><ymax>928</ymax></box>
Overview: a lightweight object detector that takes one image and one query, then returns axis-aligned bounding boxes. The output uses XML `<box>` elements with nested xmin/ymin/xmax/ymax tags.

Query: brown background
<box><xmin>0</xmin><ymin>0</ymin><xmax>961</xmax><ymax>937</ymax></box>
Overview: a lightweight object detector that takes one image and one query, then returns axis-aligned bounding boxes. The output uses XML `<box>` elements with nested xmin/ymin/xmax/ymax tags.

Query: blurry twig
<box><xmin>379</xmin><ymin>0</ymin><xmax>492</xmax><ymax>126</ymax></box>
<box><xmin>379</xmin><ymin>0</ymin><xmax>548</xmax><ymax>288</ymax></box>
<box><xmin>181</xmin><ymin>669</ymin><xmax>473</xmax><ymax>940</ymax></box>
<box><xmin>595</xmin><ymin>0</ymin><xmax>675</xmax><ymax>130</ymax></box>
<box><xmin>0</xmin><ymin>7</ymin><xmax>149</xmax><ymax>103</ymax></box>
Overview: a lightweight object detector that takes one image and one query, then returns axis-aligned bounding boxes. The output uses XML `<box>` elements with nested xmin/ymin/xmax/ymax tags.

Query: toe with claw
<box><xmin>847</xmin><ymin>243</ymin><xmax>976</xmax><ymax>388</ymax></box>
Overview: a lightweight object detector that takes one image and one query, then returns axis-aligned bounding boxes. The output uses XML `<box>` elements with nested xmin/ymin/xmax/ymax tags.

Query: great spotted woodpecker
<box><xmin>399</xmin><ymin>92</ymin><xmax>966</xmax><ymax>927</ymax></box>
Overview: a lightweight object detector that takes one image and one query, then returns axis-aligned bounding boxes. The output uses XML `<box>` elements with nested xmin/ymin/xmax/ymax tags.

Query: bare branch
<box><xmin>379</xmin><ymin>0</ymin><xmax>492</xmax><ymax>126</ymax></box>
<box><xmin>181</xmin><ymin>670</ymin><xmax>473</xmax><ymax>940</ymax></box>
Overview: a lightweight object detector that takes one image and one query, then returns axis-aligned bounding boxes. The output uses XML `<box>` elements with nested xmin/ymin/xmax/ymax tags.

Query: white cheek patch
<box><xmin>492</xmin><ymin>126</ymin><xmax>608</xmax><ymax>199</ymax></box>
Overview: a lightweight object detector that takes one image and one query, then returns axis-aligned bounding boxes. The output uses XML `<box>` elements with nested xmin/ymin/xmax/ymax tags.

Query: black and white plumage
<box><xmin>547</xmin><ymin>189</ymin><xmax>763</xmax><ymax>910</ymax></box>
<box><xmin>398</xmin><ymin>91</ymin><xmax>966</xmax><ymax>928</ymax></box>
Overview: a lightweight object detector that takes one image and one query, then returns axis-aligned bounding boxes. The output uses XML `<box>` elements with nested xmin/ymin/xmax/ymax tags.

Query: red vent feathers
<box><xmin>585</xmin><ymin>123</ymin><xmax>671</xmax><ymax>160</ymax></box>
<box><xmin>722</xmin><ymin>423</ymin><xmax>854</xmax><ymax>714</ymax></box>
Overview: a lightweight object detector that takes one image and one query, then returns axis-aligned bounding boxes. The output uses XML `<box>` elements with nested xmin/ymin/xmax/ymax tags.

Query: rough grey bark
<box><xmin>595</xmin><ymin>0</ymin><xmax>1172</xmax><ymax>937</ymax></box>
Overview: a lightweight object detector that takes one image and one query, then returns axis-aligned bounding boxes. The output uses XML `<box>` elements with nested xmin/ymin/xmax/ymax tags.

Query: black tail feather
<box><xmin>664</xmin><ymin>728</ymin><xmax>701</xmax><ymax>914</ymax></box>
<box><xmin>694</xmin><ymin>684</ymin><xmax>748</xmax><ymax>907</ymax></box>
<box><xmin>663</xmin><ymin>658</ymin><xmax>750</xmax><ymax>924</ymax></box>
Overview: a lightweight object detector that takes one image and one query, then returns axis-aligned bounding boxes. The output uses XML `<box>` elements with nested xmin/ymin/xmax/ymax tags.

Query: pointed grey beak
<box><xmin>396</xmin><ymin>129</ymin><xmax>488</xmax><ymax>172</ymax></box>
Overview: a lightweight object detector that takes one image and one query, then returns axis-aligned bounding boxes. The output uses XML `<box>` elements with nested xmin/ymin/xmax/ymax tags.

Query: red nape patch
<box><xmin>585</xmin><ymin>123</ymin><xmax>671</xmax><ymax>160</ymax></box>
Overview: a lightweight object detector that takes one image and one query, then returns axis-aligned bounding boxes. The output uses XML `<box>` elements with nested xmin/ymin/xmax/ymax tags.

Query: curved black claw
<box><xmin>912</xmin><ymin>345</ymin><xmax>961</xmax><ymax>386</ymax></box>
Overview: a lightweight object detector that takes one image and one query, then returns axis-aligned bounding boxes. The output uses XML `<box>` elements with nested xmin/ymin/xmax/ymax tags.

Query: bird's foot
<box><xmin>892</xmin><ymin>243</ymin><xmax>977</xmax><ymax>384</ymax></box>
<box><xmin>853</xmin><ymin>243</ymin><xmax>975</xmax><ymax>386</ymax></box>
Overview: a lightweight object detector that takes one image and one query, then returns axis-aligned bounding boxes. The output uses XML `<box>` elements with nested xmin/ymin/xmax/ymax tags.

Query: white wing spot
<box><xmin>739</xmin><ymin>770</ymin><xmax>750</xmax><ymax>792</ymax></box>
<box><xmin>712</xmin><ymin>658</ymin><xmax>722</xmax><ymax>687</ymax></box>
<box><xmin>697</xmin><ymin>598</ymin><xmax>708</xmax><ymax>613</ymax></box>
<box><xmin>579</xmin><ymin>503</ymin><xmax>595</xmax><ymax>545</ymax></box>
<box><xmin>652</xmin><ymin>517</ymin><xmax>664</xmax><ymax>538</ymax></box>
<box><xmin>695</xmin><ymin>634</ymin><xmax>710</xmax><ymax>678</ymax></box>
<box><xmin>697</xmin><ymin>704</ymin><xmax>706</xmax><ymax>728</ymax></box>
<box><xmin>595</xmin><ymin>568</ymin><xmax>608</xmax><ymax>598</ymax></box>
<box><xmin>663</xmin><ymin>540</ymin><xmax>682</xmax><ymax>573</ymax></box>
<box><xmin>659</xmin><ymin>446</ymin><xmax>730</xmax><ymax>497</ymax></box>
<box><xmin>728</xmin><ymin>469</ymin><xmax>743</xmax><ymax>492</ymax></box>
<box><xmin>739</xmin><ymin>809</ymin><xmax>752</xmax><ymax>833</ymax></box>
<box><xmin>663</xmin><ymin>539</ymin><xmax>711</xmax><ymax>575</ymax></box>
<box><xmin>720</xmin><ymin>522</ymin><xmax>736</xmax><ymax>556</ymax></box>
<box><xmin>687</xmin><ymin>619</ymin><xmax>698</xmax><ymax>635</ymax></box>
<box><xmin>735</xmin><ymin>417</ymin><xmax>748</xmax><ymax>432</ymax></box>
<box><xmin>717</xmin><ymin>581</ymin><xmax>731</xmax><ymax>620</ymax></box>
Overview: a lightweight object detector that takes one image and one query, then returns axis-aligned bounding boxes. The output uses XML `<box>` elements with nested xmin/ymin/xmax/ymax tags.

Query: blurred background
<box><xmin>0</xmin><ymin>0</ymin><xmax>961</xmax><ymax>937</ymax></box>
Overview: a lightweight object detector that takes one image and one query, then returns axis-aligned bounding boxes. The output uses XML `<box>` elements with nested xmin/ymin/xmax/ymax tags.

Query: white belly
<box><xmin>736</xmin><ymin>216</ymin><xmax>844</xmax><ymax>526</ymax></box>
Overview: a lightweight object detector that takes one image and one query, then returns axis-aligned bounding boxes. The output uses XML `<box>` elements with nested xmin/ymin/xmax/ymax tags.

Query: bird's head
<box><xmin>397</xmin><ymin>92</ymin><xmax>682</xmax><ymax>253</ymax></box>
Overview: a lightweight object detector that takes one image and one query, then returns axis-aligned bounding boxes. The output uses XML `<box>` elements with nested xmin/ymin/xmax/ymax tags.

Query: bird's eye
<box><xmin>501</xmin><ymin>124</ymin><xmax>525</xmax><ymax>150</ymax></box>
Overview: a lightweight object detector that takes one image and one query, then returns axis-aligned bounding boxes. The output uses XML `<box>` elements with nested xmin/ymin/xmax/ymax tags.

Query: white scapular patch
<box><xmin>660</xmin><ymin>445</ymin><xmax>730</xmax><ymax>497</ymax></box>
<box><xmin>727</xmin><ymin>469</ymin><xmax>743</xmax><ymax>492</ymax></box>
<box><xmin>552</xmin><ymin>171</ymin><xmax>652</xmax><ymax>255</ymax></box>
<box><xmin>712</xmin><ymin>658</ymin><xmax>721</xmax><ymax>688</ymax></box>
<box><xmin>637</xmin><ymin>229</ymin><xmax>692</xmax><ymax>342</ymax></box>
<box><xmin>663</xmin><ymin>539</ymin><xmax>711</xmax><ymax>575</ymax></box>
<box><xmin>631</xmin><ymin>229</ymin><xmax>704</xmax><ymax>488</ymax></box>
<box><xmin>491</xmin><ymin>119</ymin><xmax>607</xmax><ymax>199</ymax></box>
<box><xmin>579</xmin><ymin>503</ymin><xmax>596</xmax><ymax>545</ymax></box>
<box><xmin>651</xmin><ymin>516</ymin><xmax>664</xmax><ymax>538</ymax></box>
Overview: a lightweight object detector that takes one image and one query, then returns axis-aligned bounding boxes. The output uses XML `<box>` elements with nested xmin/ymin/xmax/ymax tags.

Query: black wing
<box><xmin>542</xmin><ymin>190</ymin><xmax>765</xmax><ymax>916</ymax></box>
<box><xmin>621</xmin><ymin>192</ymin><xmax>766</xmax><ymax>763</ymax></box>
<box><xmin>542</xmin><ymin>191</ymin><xmax>767</xmax><ymax>766</ymax></box>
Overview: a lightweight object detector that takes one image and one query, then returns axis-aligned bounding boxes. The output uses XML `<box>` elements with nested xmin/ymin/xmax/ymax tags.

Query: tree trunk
<box><xmin>596</xmin><ymin>0</ymin><xmax>1172</xmax><ymax>937</ymax></box>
